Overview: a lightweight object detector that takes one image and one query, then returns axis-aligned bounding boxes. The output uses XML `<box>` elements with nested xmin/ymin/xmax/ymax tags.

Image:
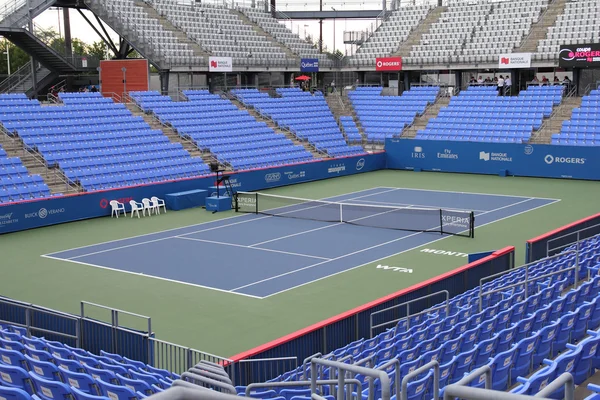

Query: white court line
<box><xmin>44</xmin><ymin>186</ymin><xmax>391</xmax><ymax>257</ymax></box>
<box><xmin>230</xmin><ymin>197</ymin><xmax>543</xmax><ymax>293</ymax></box>
<box><xmin>174</xmin><ymin>236</ymin><xmax>332</xmax><ymax>261</ymax></box>
<box><xmin>40</xmin><ymin>255</ymin><xmax>264</xmax><ymax>300</ymax></box>
<box><xmin>64</xmin><ymin>187</ymin><xmax>399</xmax><ymax>261</ymax></box>
<box><xmin>379</xmin><ymin>186</ymin><xmax>562</xmax><ymax>202</ymax></box>
<box><xmin>347</xmin><ymin>199</ymin><xmax>488</xmax><ymax>213</ymax></box>
<box><xmin>259</xmin><ymin>198</ymin><xmax>561</xmax><ymax>298</ymax></box>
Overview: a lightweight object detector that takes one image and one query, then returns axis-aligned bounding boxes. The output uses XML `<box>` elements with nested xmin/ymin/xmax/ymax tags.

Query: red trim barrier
<box><xmin>230</xmin><ymin>246</ymin><xmax>515</xmax><ymax>385</ymax></box>
<box><xmin>526</xmin><ymin>212</ymin><xmax>600</xmax><ymax>263</ymax></box>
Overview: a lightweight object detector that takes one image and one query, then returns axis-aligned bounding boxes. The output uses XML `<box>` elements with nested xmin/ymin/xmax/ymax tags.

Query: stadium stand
<box><xmin>152</xmin><ymin>0</ymin><xmax>292</xmax><ymax>65</ymax></box>
<box><xmin>232</xmin><ymin>236</ymin><xmax>598</xmax><ymax>399</ymax></box>
<box><xmin>231</xmin><ymin>88</ymin><xmax>366</xmax><ymax>157</ymax></box>
<box><xmin>88</xmin><ymin>0</ymin><xmax>203</xmax><ymax>65</ymax></box>
<box><xmin>0</xmin><ymin>145</ymin><xmax>53</xmax><ymax>204</ymax></box>
<box><xmin>552</xmin><ymin>89</ymin><xmax>600</xmax><ymax>146</ymax></box>
<box><xmin>348</xmin><ymin>5</ymin><xmax>432</xmax><ymax>65</ymax></box>
<box><xmin>0</xmin><ymin>324</ymin><xmax>183</xmax><ymax>399</ymax></box>
<box><xmin>415</xmin><ymin>85</ymin><xmax>564</xmax><ymax>143</ymax></box>
<box><xmin>130</xmin><ymin>90</ymin><xmax>316</xmax><ymax>170</ymax></box>
<box><xmin>236</xmin><ymin>7</ymin><xmax>327</xmax><ymax>63</ymax></box>
<box><xmin>459</xmin><ymin>0</ymin><xmax>548</xmax><ymax>63</ymax></box>
<box><xmin>407</xmin><ymin>3</ymin><xmax>492</xmax><ymax>64</ymax></box>
<box><xmin>536</xmin><ymin>0</ymin><xmax>600</xmax><ymax>61</ymax></box>
<box><xmin>347</xmin><ymin>86</ymin><xmax>439</xmax><ymax>143</ymax></box>
<box><xmin>339</xmin><ymin>116</ymin><xmax>363</xmax><ymax>144</ymax></box>
<box><xmin>0</xmin><ymin>92</ymin><xmax>210</xmax><ymax>192</ymax></box>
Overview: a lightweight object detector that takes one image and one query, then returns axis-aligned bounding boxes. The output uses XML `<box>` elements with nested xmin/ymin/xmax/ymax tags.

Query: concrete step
<box><xmin>515</xmin><ymin>0</ymin><xmax>568</xmax><ymax>53</ymax></box>
<box><xmin>401</xmin><ymin>96</ymin><xmax>450</xmax><ymax>138</ymax></box>
<box><xmin>529</xmin><ymin>96</ymin><xmax>582</xmax><ymax>144</ymax></box>
<box><xmin>0</xmin><ymin>132</ymin><xmax>81</xmax><ymax>195</ymax></box>
<box><xmin>229</xmin><ymin>9</ymin><xmax>298</xmax><ymax>59</ymax></box>
<box><xmin>227</xmin><ymin>95</ymin><xmax>327</xmax><ymax>159</ymax></box>
<box><xmin>394</xmin><ymin>6</ymin><xmax>447</xmax><ymax>57</ymax></box>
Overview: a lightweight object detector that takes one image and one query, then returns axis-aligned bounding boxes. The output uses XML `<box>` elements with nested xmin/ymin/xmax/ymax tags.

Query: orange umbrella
<box><xmin>295</xmin><ymin>75</ymin><xmax>311</xmax><ymax>81</ymax></box>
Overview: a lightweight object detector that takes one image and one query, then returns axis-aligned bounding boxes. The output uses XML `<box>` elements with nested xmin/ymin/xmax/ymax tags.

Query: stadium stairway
<box><xmin>393</xmin><ymin>6</ymin><xmax>446</xmax><ymax>57</ymax></box>
<box><xmin>401</xmin><ymin>96</ymin><xmax>451</xmax><ymax>138</ymax></box>
<box><xmin>134</xmin><ymin>0</ymin><xmax>211</xmax><ymax>58</ymax></box>
<box><xmin>228</xmin><ymin>9</ymin><xmax>299</xmax><ymax>60</ymax></box>
<box><xmin>514</xmin><ymin>0</ymin><xmax>568</xmax><ymax>53</ymax></box>
<box><xmin>124</xmin><ymin>102</ymin><xmax>222</xmax><ymax>168</ymax></box>
<box><xmin>225</xmin><ymin>92</ymin><xmax>327</xmax><ymax>159</ymax></box>
<box><xmin>0</xmin><ymin>108</ymin><xmax>81</xmax><ymax>196</ymax></box>
<box><xmin>530</xmin><ymin>95</ymin><xmax>582</xmax><ymax>144</ymax></box>
<box><xmin>325</xmin><ymin>92</ymin><xmax>369</xmax><ymax>147</ymax></box>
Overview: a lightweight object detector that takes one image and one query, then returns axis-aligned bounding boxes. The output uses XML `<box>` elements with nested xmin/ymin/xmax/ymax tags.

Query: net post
<box><xmin>470</xmin><ymin>212</ymin><xmax>475</xmax><ymax>238</ymax></box>
<box><xmin>439</xmin><ymin>209</ymin><xmax>443</xmax><ymax>235</ymax></box>
<box><xmin>340</xmin><ymin>203</ymin><xmax>343</xmax><ymax>223</ymax></box>
<box><xmin>234</xmin><ymin>193</ymin><xmax>238</xmax><ymax>212</ymax></box>
<box><xmin>255</xmin><ymin>193</ymin><xmax>259</xmax><ymax>214</ymax></box>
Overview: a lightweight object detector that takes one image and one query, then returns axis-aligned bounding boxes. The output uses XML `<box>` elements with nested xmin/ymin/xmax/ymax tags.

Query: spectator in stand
<box><xmin>531</xmin><ymin>75</ymin><xmax>539</xmax><ymax>85</ymax></box>
<box><xmin>553</xmin><ymin>76</ymin><xmax>560</xmax><ymax>85</ymax></box>
<box><xmin>541</xmin><ymin>76</ymin><xmax>549</xmax><ymax>85</ymax></box>
<box><xmin>469</xmin><ymin>76</ymin><xmax>476</xmax><ymax>84</ymax></box>
<box><xmin>497</xmin><ymin>75</ymin><xmax>505</xmax><ymax>95</ymax></box>
<box><xmin>563</xmin><ymin>76</ymin><xmax>571</xmax><ymax>85</ymax></box>
<box><xmin>484</xmin><ymin>77</ymin><xmax>492</xmax><ymax>84</ymax></box>
<box><xmin>90</xmin><ymin>85</ymin><xmax>98</xmax><ymax>93</ymax></box>
<box><xmin>504</xmin><ymin>75</ymin><xmax>512</xmax><ymax>95</ymax></box>
<box><xmin>477</xmin><ymin>76</ymin><xmax>484</xmax><ymax>85</ymax></box>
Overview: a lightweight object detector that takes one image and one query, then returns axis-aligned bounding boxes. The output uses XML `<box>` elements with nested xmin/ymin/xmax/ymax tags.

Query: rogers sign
<box><xmin>375</xmin><ymin>57</ymin><xmax>402</xmax><ymax>72</ymax></box>
<box><xmin>559</xmin><ymin>43</ymin><xmax>600</xmax><ymax>68</ymax></box>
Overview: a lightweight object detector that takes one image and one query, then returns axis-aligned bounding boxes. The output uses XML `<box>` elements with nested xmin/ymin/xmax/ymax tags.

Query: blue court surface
<box><xmin>43</xmin><ymin>187</ymin><xmax>559</xmax><ymax>299</ymax></box>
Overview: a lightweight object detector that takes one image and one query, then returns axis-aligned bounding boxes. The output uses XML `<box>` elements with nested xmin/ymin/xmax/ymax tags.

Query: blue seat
<box><xmin>71</xmin><ymin>387</ymin><xmax>111</xmax><ymax>400</ymax></box>
<box><xmin>0</xmin><ymin>385</ymin><xmax>41</xmax><ymax>400</ymax></box>
<box><xmin>511</xmin><ymin>333</ymin><xmax>539</xmax><ymax>382</ymax></box>
<box><xmin>24</xmin><ymin>355</ymin><xmax>62</xmax><ymax>381</ymax></box>
<box><xmin>489</xmin><ymin>347</ymin><xmax>517</xmax><ymax>391</ymax></box>
<box><xmin>59</xmin><ymin>368</ymin><xmax>101</xmax><ymax>395</ymax></box>
<box><xmin>0</xmin><ymin>364</ymin><xmax>36</xmax><ymax>394</ymax></box>
<box><xmin>96</xmin><ymin>379</ymin><xmax>138</xmax><ymax>400</ymax></box>
<box><xmin>30</xmin><ymin>373</ymin><xmax>73</xmax><ymax>400</ymax></box>
<box><xmin>0</xmin><ymin>347</ymin><xmax>28</xmax><ymax>369</ymax></box>
<box><xmin>533</xmin><ymin>321</ymin><xmax>559</xmax><ymax>365</ymax></box>
<box><xmin>116</xmin><ymin>373</ymin><xmax>154</xmax><ymax>396</ymax></box>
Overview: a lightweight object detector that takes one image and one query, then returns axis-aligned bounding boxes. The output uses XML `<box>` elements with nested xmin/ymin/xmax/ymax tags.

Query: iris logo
<box><xmin>356</xmin><ymin>158</ymin><xmax>365</xmax><ymax>171</ymax></box>
<box><xmin>411</xmin><ymin>146</ymin><xmax>425</xmax><ymax>159</ymax></box>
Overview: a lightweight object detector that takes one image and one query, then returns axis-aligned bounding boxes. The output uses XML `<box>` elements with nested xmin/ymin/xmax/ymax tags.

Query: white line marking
<box><xmin>259</xmin><ymin>198</ymin><xmax>561</xmax><ymax>298</ymax></box>
<box><xmin>40</xmin><ymin>255</ymin><xmax>264</xmax><ymax>300</ymax></box>
<box><xmin>347</xmin><ymin>199</ymin><xmax>488</xmax><ymax>213</ymax></box>
<box><xmin>44</xmin><ymin>187</ymin><xmax>390</xmax><ymax>257</ymax></box>
<box><xmin>65</xmin><ymin>188</ymin><xmax>398</xmax><ymax>260</ymax></box>
<box><xmin>174</xmin><ymin>236</ymin><xmax>331</xmax><ymax>261</ymax></box>
<box><xmin>378</xmin><ymin>187</ymin><xmax>561</xmax><ymax>202</ymax></box>
<box><xmin>231</xmin><ymin>197</ymin><xmax>544</xmax><ymax>293</ymax></box>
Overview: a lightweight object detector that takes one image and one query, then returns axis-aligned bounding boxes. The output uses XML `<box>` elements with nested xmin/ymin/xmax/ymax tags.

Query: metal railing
<box><xmin>235</xmin><ymin>357</ymin><xmax>298</xmax><ymax>384</ymax></box>
<box><xmin>546</xmin><ymin>223</ymin><xmax>600</xmax><ymax>257</ymax></box>
<box><xmin>401</xmin><ymin>360</ymin><xmax>439</xmax><ymax>400</ymax></box>
<box><xmin>369</xmin><ymin>290</ymin><xmax>449</xmax><ymax>338</ymax></box>
<box><xmin>0</xmin><ymin>0</ymin><xmax>26</xmax><ymax>22</ymax></box>
<box><xmin>0</xmin><ymin>61</ymin><xmax>33</xmax><ymax>93</ymax></box>
<box><xmin>477</xmin><ymin>250</ymin><xmax>578</xmax><ymax>312</ymax></box>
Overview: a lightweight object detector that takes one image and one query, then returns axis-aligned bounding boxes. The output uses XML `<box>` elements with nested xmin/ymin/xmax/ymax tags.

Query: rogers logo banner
<box><xmin>559</xmin><ymin>43</ymin><xmax>600</xmax><ymax>67</ymax></box>
<box><xmin>375</xmin><ymin>57</ymin><xmax>402</xmax><ymax>71</ymax></box>
<box><xmin>209</xmin><ymin>57</ymin><xmax>233</xmax><ymax>72</ymax></box>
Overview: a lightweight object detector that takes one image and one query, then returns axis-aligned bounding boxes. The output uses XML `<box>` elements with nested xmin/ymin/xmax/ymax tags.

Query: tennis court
<box><xmin>43</xmin><ymin>186</ymin><xmax>558</xmax><ymax>299</ymax></box>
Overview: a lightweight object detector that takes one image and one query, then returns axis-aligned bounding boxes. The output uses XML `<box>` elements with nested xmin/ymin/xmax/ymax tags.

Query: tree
<box><xmin>0</xmin><ymin>40</ymin><xmax>31</xmax><ymax>75</ymax></box>
<box><xmin>87</xmin><ymin>40</ymin><xmax>110</xmax><ymax>60</ymax></box>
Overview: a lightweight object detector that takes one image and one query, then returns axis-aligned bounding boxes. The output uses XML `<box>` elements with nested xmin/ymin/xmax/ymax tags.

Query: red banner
<box><xmin>375</xmin><ymin>57</ymin><xmax>402</xmax><ymax>71</ymax></box>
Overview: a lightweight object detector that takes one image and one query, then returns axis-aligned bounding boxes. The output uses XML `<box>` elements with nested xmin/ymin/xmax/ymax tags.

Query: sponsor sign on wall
<box><xmin>498</xmin><ymin>53</ymin><xmax>531</xmax><ymax>69</ymax></box>
<box><xmin>559</xmin><ymin>43</ymin><xmax>600</xmax><ymax>68</ymax></box>
<box><xmin>209</xmin><ymin>57</ymin><xmax>233</xmax><ymax>72</ymax></box>
<box><xmin>300</xmin><ymin>58</ymin><xmax>319</xmax><ymax>72</ymax></box>
<box><xmin>387</xmin><ymin>139</ymin><xmax>597</xmax><ymax>181</ymax></box>
<box><xmin>375</xmin><ymin>57</ymin><xmax>402</xmax><ymax>72</ymax></box>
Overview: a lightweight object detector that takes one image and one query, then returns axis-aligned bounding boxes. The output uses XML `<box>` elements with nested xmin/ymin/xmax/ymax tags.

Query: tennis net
<box><xmin>234</xmin><ymin>192</ymin><xmax>475</xmax><ymax>238</ymax></box>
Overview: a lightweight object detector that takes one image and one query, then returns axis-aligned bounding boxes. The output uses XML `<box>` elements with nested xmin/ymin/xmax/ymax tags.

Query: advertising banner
<box><xmin>375</xmin><ymin>57</ymin><xmax>402</xmax><ymax>72</ymax></box>
<box><xmin>386</xmin><ymin>139</ymin><xmax>600</xmax><ymax>181</ymax></box>
<box><xmin>300</xmin><ymin>58</ymin><xmax>319</xmax><ymax>72</ymax></box>
<box><xmin>0</xmin><ymin>154</ymin><xmax>385</xmax><ymax>234</ymax></box>
<box><xmin>498</xmin><ymin>53</ymin><xmax>531</xmax><ymax>69</ymax></box>
<box><xmin>209</xmin><ymin>57</ymin><xmax>233</xmax><ymax>72</ymax></box>
<box><xmin>559</xmin><ymin>43</ymin><xmax>600</xmax><ymax>68</ymax></box>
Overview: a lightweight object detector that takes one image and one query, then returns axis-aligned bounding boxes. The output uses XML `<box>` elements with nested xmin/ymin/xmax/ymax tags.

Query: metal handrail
<box><xmin>401</xmin><ymin>360</ymin><xmax>439</xmax><ymax>400</ymax></box>
<box><xmin>547</xmin><ymin>223</ymin><xmax>600</xmax><ymax>257</ymax></box>
<box><xmin>369</xmin><ymin>290</ymin><xmax>449</xmax><ymax>338</ymax></box>
<box><xmin>516</xmin><ymin>0</ymin><xmax>554</xmax><ymax>50</ymax></box>
<box><xmin>478</xmin><ymin>250</ymin><xmax>578</xmax><ymax>311</ymax></box>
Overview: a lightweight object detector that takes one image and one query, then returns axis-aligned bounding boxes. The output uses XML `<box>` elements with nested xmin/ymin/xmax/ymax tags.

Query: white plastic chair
<box><xmin>110</xmin><ymin>200</ymin><xmax>126</xmax><ymax>218</ymax></box>
<box><xmin>142</xmin><ymin>198</ymin><xmax>157</xmax><ymax>216</ymax></box>
<box><xmin>151</xmin><ymin>196</ymin><xmax>167</xmax><ymax>214</ymax></box>
<box><xmin>130</xmin><ymin>200</ymin><xmax>144</xmax><ymax>218</ymax></box>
